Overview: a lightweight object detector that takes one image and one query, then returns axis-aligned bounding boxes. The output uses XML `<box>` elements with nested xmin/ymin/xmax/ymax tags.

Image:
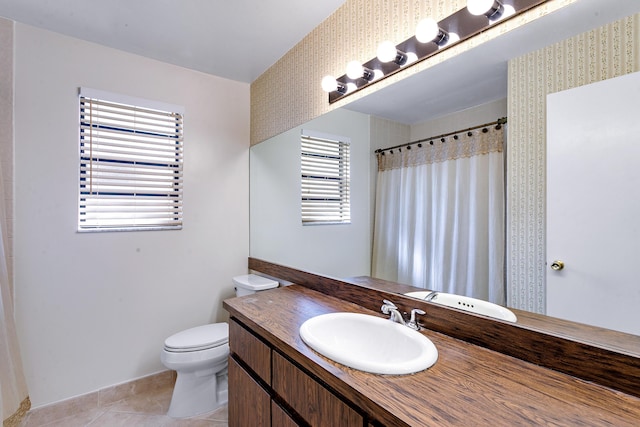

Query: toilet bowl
<box><xmin>161</xmin><ymin>323</ymin><xmax>229</xmax><ymax>418</ymax></box>
<box><xmin>161</xmin><ymin>274</ymin><xmax>278</xmax><ymax>418</ymax></box>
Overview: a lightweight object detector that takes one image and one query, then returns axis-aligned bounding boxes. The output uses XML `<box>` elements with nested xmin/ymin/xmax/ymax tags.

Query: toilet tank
<box><xmin>233</xmin><ymin>274</ymin><xmax>279</xmax><ymax>297</ymax></box>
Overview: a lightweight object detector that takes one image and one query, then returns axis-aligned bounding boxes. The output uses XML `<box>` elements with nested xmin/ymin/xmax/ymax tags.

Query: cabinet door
<box><xmin>229</xmin><ymin>357</ymin><xmax>270</xmax><ymax>427</ymax></box>
<box><xmin>272</xmin><ymin>401</ymin><xmax>300</xmax><ymax>427</ymax></box>
<box><xmin>272</xmin><ymin>352</ymin><xmax>362</xmax><ymax>427</ymax></box>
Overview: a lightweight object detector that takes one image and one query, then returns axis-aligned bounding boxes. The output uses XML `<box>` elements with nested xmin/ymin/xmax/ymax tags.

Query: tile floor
<box><xmin>19</xmin><ymin>372</ymin><xmax>228</xmax><ymax>427</ymax></box>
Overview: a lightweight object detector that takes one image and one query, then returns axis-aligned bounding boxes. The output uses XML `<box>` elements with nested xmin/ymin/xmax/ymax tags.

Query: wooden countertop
<box><xmin>224</xmin><ymin>285</ymin><xmax>640</xmax><ymax>426</ymax></box>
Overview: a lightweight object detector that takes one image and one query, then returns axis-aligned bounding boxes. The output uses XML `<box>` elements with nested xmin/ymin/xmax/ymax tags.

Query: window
<box><xmin>301</xmin><ymin>130</ymin><xmax>351</xmax><ymax>225</ymax></box>
<box><xmin>78</xmin><ymin>88</ymin><xmax>184</xmax><ymax>231</ymax></box>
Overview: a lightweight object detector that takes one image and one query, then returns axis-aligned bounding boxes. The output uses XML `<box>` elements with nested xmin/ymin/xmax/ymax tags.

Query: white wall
<box><xmin>250</xmin><ymin>108</ymin><xmax>371</xmax><ymax>278</ymax></box>
<box><xmin>13</xmin><ymin>24</ymin><xmax>250</xmax><ymax>407</ymax></box>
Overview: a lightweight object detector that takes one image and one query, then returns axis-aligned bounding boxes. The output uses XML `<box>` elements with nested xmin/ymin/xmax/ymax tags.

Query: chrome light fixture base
<box><xmin>324</xmin><ymin>0</ymin><xmax>549</xmax><ymax>104</ymax></box>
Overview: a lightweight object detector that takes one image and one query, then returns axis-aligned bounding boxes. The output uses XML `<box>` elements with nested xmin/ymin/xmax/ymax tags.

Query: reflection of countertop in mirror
<box><xmin>225</xmin><ymin>285</ymin><xmax>640</xmax><ymax>425</ymax></box>
<box><xmin>345</xmin><ymin>275</ymin><xmax>421</xmax><ymax>294</ymax></box>
<box><xmin>346</xmin><ymin>275</ymin><xmax>640</xmax><ymax>356</ymax></box>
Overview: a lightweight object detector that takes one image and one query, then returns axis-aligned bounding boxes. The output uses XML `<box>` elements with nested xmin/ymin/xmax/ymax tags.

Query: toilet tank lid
<box><xmin>233</xmin><ymin>274</ymin><xmax>278</xmax><ymax>291</ymax></box>
<box><xmin>164</xmin><ymin>323</ymin><xmax>229</xmax><ymax>351</ymax></box>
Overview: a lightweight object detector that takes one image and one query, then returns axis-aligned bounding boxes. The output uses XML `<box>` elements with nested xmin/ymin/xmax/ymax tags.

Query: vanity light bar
<box><xmin>323</xmin><ymin>0</ymin><xmax>549</xmax><ymax>104</ymax></box>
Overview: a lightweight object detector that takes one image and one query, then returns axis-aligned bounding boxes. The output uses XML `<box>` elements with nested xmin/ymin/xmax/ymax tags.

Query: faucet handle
<box><xmin>382</xmin><ymin>299</ymin><xmax>397</xmax><ymax>308</ymax></box>
<box><xmin>407</xmin><ymin>308</ymin><xmax>426</xmax><ymax>330</ymax></box>
<box><xmin>381</xmin><ymin>299</ymin><xmax>398</xmax><ymax>314</ymax></box>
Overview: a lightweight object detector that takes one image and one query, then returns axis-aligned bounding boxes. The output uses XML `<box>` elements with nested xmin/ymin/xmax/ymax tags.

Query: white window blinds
<box><xmin>78</xmin><ymin>89</ymin><xmax>184</xmax><ymax>231</ymax></box>
<box><xmin>301</xmin><ymin>131</ymin><xmax>351</xmax><ymax>225</ymax></box>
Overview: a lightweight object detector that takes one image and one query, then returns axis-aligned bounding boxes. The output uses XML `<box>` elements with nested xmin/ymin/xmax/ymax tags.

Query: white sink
<box><xmin>405</xmin><ymin>291</ymin><xmax>517</xmax><ymax>322</ymax></box>
<box><xmin>299</xmin><ymin>312</ymin><xmax>438</xmax><ymax>375</ymax></box>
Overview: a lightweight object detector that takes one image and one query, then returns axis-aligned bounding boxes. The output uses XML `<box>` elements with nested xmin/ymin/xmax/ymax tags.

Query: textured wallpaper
<box><xmin>506</xmin><ymin>14</ymin><xmax>640</xmax><ymax>313</ymax></box>
<box><xmin>250</xmin><ymin>0</ymin><xmax>576</xmax><ymax>145</ymax></box>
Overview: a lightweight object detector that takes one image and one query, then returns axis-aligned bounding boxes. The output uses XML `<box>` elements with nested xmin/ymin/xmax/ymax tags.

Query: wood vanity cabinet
<box><xmin>228</xmin><ymin>318</ymin><xmax>364</xmax><ymax>427</ymax></box>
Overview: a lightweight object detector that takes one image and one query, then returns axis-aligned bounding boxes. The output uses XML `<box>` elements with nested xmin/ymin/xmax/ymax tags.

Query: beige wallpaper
<box><xmin>506</xmin><ymin>14</ymin><xmax>640</xmax><ymax>313</ymax></box>
<box><xmin>250</xmin><ymin>0</ymin><xmax>577</xmax><ymax>145</ymax></box>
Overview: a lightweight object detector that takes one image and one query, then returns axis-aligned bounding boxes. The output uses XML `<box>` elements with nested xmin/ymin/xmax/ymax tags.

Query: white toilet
<box><xmin>160</xmin><ymin>274</ymin><xmax>278</xmax><ymax>418</ymax></box>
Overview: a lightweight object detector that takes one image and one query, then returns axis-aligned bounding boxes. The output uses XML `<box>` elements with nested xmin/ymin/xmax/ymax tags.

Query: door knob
<box><xmin>550</xmin><ymin>260</ymin><xmax>565</xmax><ymax>271</ymax></box>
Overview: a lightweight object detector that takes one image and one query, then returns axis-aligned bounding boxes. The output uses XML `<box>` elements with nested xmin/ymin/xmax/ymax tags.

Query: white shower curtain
<box><xmin>372</xmin><ymin>126</ymin><xmax>505</xmax><ymax>304</ymax></box>
<box><xmin>0</xmin><ymin>161</ymin><xmax>29</xmax><ymax>425</ymax></box>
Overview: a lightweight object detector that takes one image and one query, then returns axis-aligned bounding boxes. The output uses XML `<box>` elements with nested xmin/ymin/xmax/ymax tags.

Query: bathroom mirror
<box><xmin>250</xmin><ymin>1</ymin><xmax>640</xmax><ymax>354</ymax></box>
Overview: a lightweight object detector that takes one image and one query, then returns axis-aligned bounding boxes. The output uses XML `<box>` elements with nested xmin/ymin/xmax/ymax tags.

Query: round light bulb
<box><xmin>377</xmin><ymin>41</ymin><xmax>397</xmax><ymax>63</ymax></box>
<box><xmin>415</xmin><ymin>18</ymin><xmax>439</xmax><ymax>43</ymax></box>
<box><xmin>499</xmin><ymin>4</ymin><xmax>515</xmax><ymax>20</ymax></box>
<box><xmin>346</xmin><ymin>61</ymin><xmax>364</xmax><ymax>80</ymax></box>
<box><xmin>321</xmin><ymin>75</ymin><xmax>338</xmax><ymax>92</ymax></box>
<box><xmin>405</xmin><ymin>52</ymin><xmax>418</xmax><ymax>65</ymax></box>
<box><xmin>467</xmin><ymin>0</ymin><xmax>497</xmax><ymax>16</ymax></box>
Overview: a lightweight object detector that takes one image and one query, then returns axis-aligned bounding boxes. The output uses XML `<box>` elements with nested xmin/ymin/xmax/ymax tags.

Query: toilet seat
<box><xmin>164</xmin><ymin>323</ymin><xmax>229</xmax><ymax>353</ymax></box>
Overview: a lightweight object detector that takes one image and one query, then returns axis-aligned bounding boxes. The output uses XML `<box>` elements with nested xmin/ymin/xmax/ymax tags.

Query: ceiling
<box><xmin>0</xmin><ymin>0</ymin><xmax>345</xmax><ymax>83</ymax></box>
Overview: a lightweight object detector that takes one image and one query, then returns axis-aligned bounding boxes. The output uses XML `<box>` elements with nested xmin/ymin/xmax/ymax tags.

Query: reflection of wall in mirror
<box><xmin>250</xmin><ymin>108</ymin><xmax>372</xmax><ymax>278</ymax></box>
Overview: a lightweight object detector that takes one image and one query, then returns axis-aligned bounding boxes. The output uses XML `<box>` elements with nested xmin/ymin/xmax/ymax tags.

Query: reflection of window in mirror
<box><xmin>300</xmin><ymin>130</ymin><xmax>350</xmax><ymax>225</ymax></box>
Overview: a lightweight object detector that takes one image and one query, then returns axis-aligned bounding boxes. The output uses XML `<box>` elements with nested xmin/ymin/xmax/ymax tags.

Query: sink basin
<box><xmin>405</xmin><ymin>291</ymin><xmax>517</xmax><ymax>322</ymax></box>
<box><xmin>299</xmin><ymin>312</ymin><xmax>438</xmax><ymax>375</ymax></box>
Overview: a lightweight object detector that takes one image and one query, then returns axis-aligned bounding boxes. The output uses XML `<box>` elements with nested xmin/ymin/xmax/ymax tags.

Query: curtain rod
<box><xmin>374</xmin><ymin>117</ymin><xmax>507</xmax><ymax>154</ymax></box>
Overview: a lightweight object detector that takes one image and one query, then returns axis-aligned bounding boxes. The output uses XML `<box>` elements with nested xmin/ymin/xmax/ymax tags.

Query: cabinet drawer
<box><xmin>272</xmin><ymin>352</ymin><xmax>362</xmax><ymax>427</ymax></box>
<box><xmin>228</xmin><ymin>357</ymin><xmax>270</xmax><ymax>427</ymax></box>
<box><xmin>230</xmin><ymin>318</ymin><xmax>271</xmax><ymax>384</ymax></box>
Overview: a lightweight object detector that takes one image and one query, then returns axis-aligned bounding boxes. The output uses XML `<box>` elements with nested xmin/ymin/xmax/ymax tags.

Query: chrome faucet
<box><xmin>424</xmin><ymin>291</ymin><xmax>438</xmax><ymax>302</ymax></box>
<box><xmin>381</xmin><ymin>299</ymin><xmax>405</xmax><ymax>325</ymax></box>
<box><xmin>381</xmin><ymin>300</ymin><xmax>425</xmax><ymax>331</ymax></box>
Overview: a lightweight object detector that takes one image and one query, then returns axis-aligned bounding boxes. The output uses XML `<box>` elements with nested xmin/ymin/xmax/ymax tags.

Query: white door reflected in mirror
<box><xmin>546</xmin><ymin>71</ymin><xmax>640</xmax><ymax>336</ymax></box>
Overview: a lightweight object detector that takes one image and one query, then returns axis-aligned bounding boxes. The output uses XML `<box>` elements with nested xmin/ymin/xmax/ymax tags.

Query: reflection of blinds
<box><xmin>301</xmin><ymin>132</ymin><xmax>351</xmax><ymax>225</ymax></box>
<box><xmin>79</xmin><ymin>90</ymin><xmax>184</xmax><ymax>231</ymax></box>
